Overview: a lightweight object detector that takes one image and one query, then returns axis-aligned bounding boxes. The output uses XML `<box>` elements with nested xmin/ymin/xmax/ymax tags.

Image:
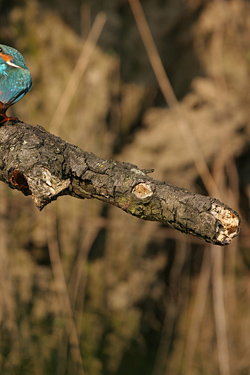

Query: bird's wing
<box><xmin>0</xmin><ymin>67</ymin><xmax>32</xmax><ymax>107</ymax></box>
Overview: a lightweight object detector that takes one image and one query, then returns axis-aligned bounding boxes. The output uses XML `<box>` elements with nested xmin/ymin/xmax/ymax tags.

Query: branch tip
<box><xmin>211</xmin><ymin>203</ymin><xmax>240</xmax><ymax>245</ymax></box>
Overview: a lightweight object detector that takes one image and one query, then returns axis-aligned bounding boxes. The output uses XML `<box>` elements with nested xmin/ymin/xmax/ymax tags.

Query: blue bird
<box><xmin>0</xmin><ymin>44</ymin><xmax>32</xmax><ymax>123</ymax></box>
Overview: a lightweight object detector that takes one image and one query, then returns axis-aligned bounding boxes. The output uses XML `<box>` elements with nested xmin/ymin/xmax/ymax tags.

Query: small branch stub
<box><xmin>132</xmin><ymin>182</ymin><xmax>153</xmax><ymax>199</ymax></box>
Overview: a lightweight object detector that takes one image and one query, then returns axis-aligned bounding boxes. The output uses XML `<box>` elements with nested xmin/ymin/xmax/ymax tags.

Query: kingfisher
<box><xmin>0</xmin><ymin>44</ymin><xmax>32</xmax><ymax>123</ymax></box>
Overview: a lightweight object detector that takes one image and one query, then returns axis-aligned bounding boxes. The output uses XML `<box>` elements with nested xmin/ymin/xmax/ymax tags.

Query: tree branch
<box><xmin>0</xmin><ymin>122</ymin><xmax>240</xmax><ymax>246</ymax></box>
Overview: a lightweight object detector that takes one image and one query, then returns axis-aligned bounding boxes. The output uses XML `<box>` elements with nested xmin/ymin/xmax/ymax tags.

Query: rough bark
<box><xmin>0</xmin><ymin>121</ymin><xmax>240</xmax><ymax>246</ymax></box>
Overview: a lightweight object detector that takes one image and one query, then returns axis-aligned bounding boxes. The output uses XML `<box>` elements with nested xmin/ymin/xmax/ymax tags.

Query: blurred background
<box><xmin>0</xmin><ymin>0</ymin><xmax>250</xmax><ymax>374</ymax></box>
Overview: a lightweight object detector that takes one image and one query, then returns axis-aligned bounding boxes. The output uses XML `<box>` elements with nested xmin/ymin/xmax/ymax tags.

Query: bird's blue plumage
<box><xmin>0</xmin><ymin>44</ymin><xmax>32</xmax><ymax>122</ymax></box>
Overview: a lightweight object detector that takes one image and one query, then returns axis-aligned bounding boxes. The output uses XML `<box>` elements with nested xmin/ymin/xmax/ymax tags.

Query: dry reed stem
<box><xmin>182</xmin><ymin>249</ymin><xmax>212</xmax><ymax>373</ymax></box>
<box><xmin>152</xmin><ymin>240</ymin><xmax>188</xmax><ymax>375</ymax></box>
<box><xmin>128</xmin><ymin>0</ymin><xmax>220</xmax><ymax>198</ymax></box>
<box><xmin>211</xmin><ymin>223</ymin><xmax>232</xmax><ymax>374</ymax></box>
<box><xmin>183</xmin><ymin>163</ymin><xmax>232</xmax><ymax>375</ymax></box>
<box><xmin>0</xmin><ymin>185</ymin><xmax>19</xmax><ymax>364</ymax></box>
<box><xmin>68</xmin><ymin>218</ymin><xmax>104</xmax><ymax>310</ymax></box>
<box><xmin>224</xmin><ymin>153</ymin><xmax>239</xmax><ymax>304</ymax></box>
<box><xmin>212</xmin><ymin>246</ymin><xmax>231</xmax><ymax>375</ymax></box>
<box><xmin>68</xmin><ymin>219</ymin><xmax>105</xmax><ymax>341</ymax></box>
<box><xmin>46</xmin><ymin>206</ymin><xmax>85</xmax><ymax>375</ymax></box>
<box><xmin>207</xmin><ymin>145</ymin><xmax>231</xmax><ymax>375</ymax></box>
<box><xmin>50</xmin><ymin>12</ymin><xmax>107</xmax><ymax>134</ymax></box>
<box><xmin>214</xmin><ymin>142</ymin><xmax>238</xmax><ymax>297</ymax></box>
<box><xmin>81</xmin><ymin>3</ymin><xmax>91</xmax><ymax>39</ymax></box>
<box><xmin>128</xmin><ymin>0</ymin><xmax>177</xmax><ymax>107</ymax></box>
<box><xmin>209</xmin><ymin>8</ymin><xmax>235</xmax><ymax>370</ymax></box>
<box><xmin>46</xmin><ymin>14</ymin><xmax>106</xmax><ymax>371</ymax></box>
<box><xmin>183</xmin><ymin>147</ymin><xmax>232</xmax><ymax>374</ymax></box>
